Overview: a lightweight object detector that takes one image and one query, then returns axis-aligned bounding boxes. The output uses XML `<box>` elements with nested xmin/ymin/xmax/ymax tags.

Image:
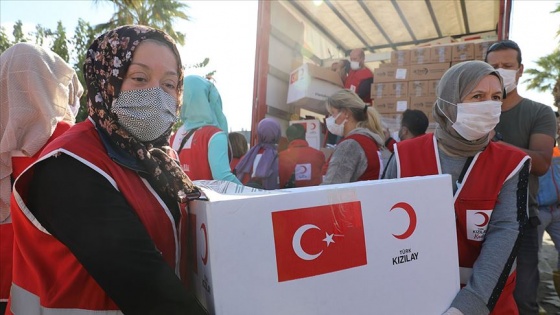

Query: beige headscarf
<box><xmin>0</xmin><ymin>42</ymin><xmax>83</xmax><ymax>222</ymax></box>
<box><xmin>432</xmin><ymin>60</ymin><xmax>504</xmax><ymax>157</ymax></box>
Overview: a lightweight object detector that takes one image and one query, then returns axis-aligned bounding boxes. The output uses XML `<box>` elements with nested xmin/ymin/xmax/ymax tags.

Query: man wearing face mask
<box><xmin>485</xmin><ymin>39</ymin><xmax>557</xmax><ymax>315</ymax></box>
<box><xmin>344</xmin><ymin>48</ymin><xmax>374</xmax><ymax>105</ymax></box>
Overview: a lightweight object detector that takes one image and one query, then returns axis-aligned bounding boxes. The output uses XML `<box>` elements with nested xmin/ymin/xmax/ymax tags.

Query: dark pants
<box><xmin>515</xmin><ymin>220</ymin><xmax>541</xmax><ymax>315</ymax></box>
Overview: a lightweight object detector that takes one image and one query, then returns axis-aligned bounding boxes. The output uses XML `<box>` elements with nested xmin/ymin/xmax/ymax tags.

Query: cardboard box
<box><xmin>373</xmin><ymin>66</ymin><xmax>409</xmax><ymax>83</ymax></box>
<box><xmin>374</xmin><ymin>97</ymin><xmax>409</xmax><ymax>114</ymax></box>
<box><xmin>408</xmin><ymin>80</ymin><xmax>430</xmax><ymax>97</ymax></box>
<box><xmin>410</xmin><ymin>96</ymin><xmax>436</xmax><ymax>111</ymax></box>
<box><xmin>474</xmin><ymin>40</ymin><xmax>495</xmax><ymax>60</ymax></box>
<box><xmin>371</xmin><ymin>82</ymin><xmax>408</xmax><ymax>99</ymax></box>
<box><xmin>287</xmin><ymin>63</ymin><xmax>344</xmax><ymax>114</ymax></box>
<box><xmin>391</xmin><ymin>50</ymin><xmax>411</xmax><ymax>66</ymax></box>
<box><xmin>428</xmin><ymin>79</ymin><xmax>440</xmax><ymax>97</ymax></box>
<box><xmin>409</xmin><ymin>63</ymin><xmax>450</xmax><ymax>81</ymax></box>
<box><xmin>430</xmin><ymin>45</ymin><xmax>452</xmax><ymax>63</ymax></box>
<box><xmin>289</xmin><ymin>119</ymin><xmax>323</xmax><ymax>150</ymax></box>
<box><xmin>190</xmin><ymin>176</ymin><xmax>460</xmax><ymax>315</ymax></box>
<box><xmin>410</xmin><ymin>47</ymin><xmax>431</xmax><ymax>65</ymax></box>
<box><xmin>451</xmin><ymin>42</ymin><xmax>475</xmax><ymax>62</ymax></box>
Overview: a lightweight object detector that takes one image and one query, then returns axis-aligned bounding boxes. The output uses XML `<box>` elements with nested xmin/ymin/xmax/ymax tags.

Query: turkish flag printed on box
<box><xmin>272</xmin><ymin>201</ymin><xmax>367</xmax><ymax>282</ymax></box>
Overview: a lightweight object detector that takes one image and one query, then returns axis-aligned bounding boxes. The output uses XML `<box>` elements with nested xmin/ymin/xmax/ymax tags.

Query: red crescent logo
<box><xmin>309</xmin><ymin>122</ymin><xmax>317</xmax><ymax>130</ymax></box>
<box><xmin>475</xmin><ymin>211</ymin><xmax>490</xmax><ymax>227</ymax></box>
<box><xmin>390</xmin><ymin>202</ymin><xmax>417</xmax><ymax>240</ymax></box>
<box><xmin>296</xmin><ymin>165</ymin><xmax>308</xmax><ymax>174</ymax></box>
<box><xmin>200</xmin><ymin>223</ymin><xmax>208</xmax><ymax>265</ymax></box>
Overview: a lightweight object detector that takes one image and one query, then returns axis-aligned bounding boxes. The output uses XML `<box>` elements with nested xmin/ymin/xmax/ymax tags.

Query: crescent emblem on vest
<box><xmin>292</xmin><ymin>224</ymin><xmax>323</xmax><ymax>260</ymax></box>
<box><xmin>390</xmin><ymin>202</ymin><xmax>417</xmax><ymax>240</ymax></box>
<box><xmin>475</xmin><ymin>211</ymin><xmax>490</xmax><ymax>227</ymax></box>
<box><xmin>296</xmin><ymin>164</ymin><xmax>308</xmax><ymax>174</ymax></box>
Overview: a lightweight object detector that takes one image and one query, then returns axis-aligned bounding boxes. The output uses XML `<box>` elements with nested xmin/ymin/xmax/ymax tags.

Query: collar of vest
<box><xmin>96</xmin><ymin>126</ymin><xmax>146</xmax><ymax>174</ymax></box>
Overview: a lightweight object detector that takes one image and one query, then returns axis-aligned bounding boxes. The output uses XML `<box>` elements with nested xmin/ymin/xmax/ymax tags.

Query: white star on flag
<box><xmin>323</xmin><ymin>233</ymin><xmax>335</xmax><ymax>247</ymax></box>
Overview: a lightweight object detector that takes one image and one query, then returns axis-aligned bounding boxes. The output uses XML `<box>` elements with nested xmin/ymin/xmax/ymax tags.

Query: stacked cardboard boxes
<box><xmin>371</xmin><ymin>39</ymin><xmax>495</xmax><ymax>128</ymax></box>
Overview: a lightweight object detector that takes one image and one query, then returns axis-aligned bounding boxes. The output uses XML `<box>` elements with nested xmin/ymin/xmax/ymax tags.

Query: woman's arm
<box><xmin>28</xmin><ymin>154</ymin><xmax>193</xmax><ymax>315</ymax></box>
<box><xmin>208</xmin><ymin>131</ymin><xmax>243</xmax><ymax>185</ymax></box>
<box><xmin>449</xmin><ymin>160</ymin><xmax>530</xmax><ymax>314</ymax></box>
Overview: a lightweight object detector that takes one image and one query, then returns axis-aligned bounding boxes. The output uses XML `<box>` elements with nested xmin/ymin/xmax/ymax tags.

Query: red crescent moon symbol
<box><xmin>200</xmin><ymin>223</ymin><xmax>208</xmax><ymax>265</ymax></box>
<box><xmin>296</xmin><ymin>165</ymin><xmax>308</xmax><ymax>174</ymax></box>
<box><xmin>475</xmin><ymin>211</ymin><xmax>490</xmax><ymax>227</ymax></box>
<box><xmin>390</xmin><ymin>202</ymin><xmax>417</xmax><ymax>239</ymax></box>
<box><xmin>309</xmin><ymin>122</ymin><xmax>316</xmax><ymax>130</ymax></box>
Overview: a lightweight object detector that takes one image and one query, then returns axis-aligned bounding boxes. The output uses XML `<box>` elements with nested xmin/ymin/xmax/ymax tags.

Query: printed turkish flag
<box><xmin>272</xmin><ymin>201</ymin><xmax>367</xmax><ymax>282</ymax></box>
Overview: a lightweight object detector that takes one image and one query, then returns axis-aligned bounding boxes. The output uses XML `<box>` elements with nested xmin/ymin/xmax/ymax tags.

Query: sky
<box><xmin>0</xmin><ymin>0</ymin><xmax>559</xmax><ymax>132</ymax></box>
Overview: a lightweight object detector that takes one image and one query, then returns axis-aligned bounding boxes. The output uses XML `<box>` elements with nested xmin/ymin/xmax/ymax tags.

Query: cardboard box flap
<box><xmin>293</xmin><ymin>63</ymin><xmax>344</xmax><ymax>87</ymax></box>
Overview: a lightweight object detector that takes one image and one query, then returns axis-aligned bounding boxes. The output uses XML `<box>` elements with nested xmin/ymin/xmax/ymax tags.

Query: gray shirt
<box><xmin>321</xmin><ymin>127</ymin><xmax>380</xmax><ymax>185</ymax></box>
<box><xmin>495</xmin><ymin>98</ymin><xmax>556</xmax><ymax>217</ymax></box>
<box><xmin>384</xmin><ymin>144</ymin><xmax>529</xmax><ymax>314</ymax></box>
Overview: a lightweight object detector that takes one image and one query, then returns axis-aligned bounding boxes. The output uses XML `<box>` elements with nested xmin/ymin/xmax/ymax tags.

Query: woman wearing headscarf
<box><xmin>171</xmin><ymin>75</ymin><xmax>241</xmax><ymax>184</ymax></box>
<box><xmin>321</xmin><ymin>89</ymin><xmax>385</xmax><ymax>185</ymax></box>
<box><xmin>8</xmin><ymin>26</ymin><xmax>203</xmax><ymax>315</ymax></box>
<box><xmin>0</xmin><ymin>42</ymin><xmax>83</xmax><ymax>315</ymax></box>
<box><xmin>235</xmin><ymin>118</ymin><xmax>281</xmax><ymax>190</ymax></box>
<box><xmin>384</xmin><ymin>60</ymin><xmax>530</xmax><ymax>315</ymax></box>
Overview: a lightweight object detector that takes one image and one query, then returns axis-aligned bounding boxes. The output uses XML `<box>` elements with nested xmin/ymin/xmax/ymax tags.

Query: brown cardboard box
<box><xmin>373</xmin><ymin>97</ymin><xmax>409</xmax><ymax>114</ymax></box>
<box><xmin>430</xmin><ymin>45</ymin><xmax>452</xmax><ymax>63</ymax></box>
<box><xmin>409</xmin><ymin>63</ymin><xmax>450</xmax><ymax>81</ymax></box>
<box><xmin>410</xmin><ymin>47</ymin><xmax>431</xmax><ymax>65</ymax></box>
<box><xmin>408</xmin><ymin>80</ymin><xmax>430</xmax><ymax>97</ymax></box>
<box><xmin>474</xmin><ymin>40</ymin><xmax>495</xmax><ymax>60</ymax></box>
<box><xmin>428</xmin><ymin>80</ymin><xmax>440</xmax><ymax>97</ymax></box>
<box><xmin>410</xmin><ymin>96</ymin><xmax>436</xmax><ymax>111</ymax></box>
<box><xmin>373</xmin><ymin>66</ymin><xmax>409</xmax><ymax>83</ymax></box>
<box><xmin>451</xmin><ymin>42</ymin><xmax>475</xmax><ymax>62</ymax></box>
<box><xmin>391</xmin><ymin>50</ymin><xmax>411</xmax><ymax>66</ymax></box>
<box><xmin>371</xmin><ymin>82</ymin><xmax>408</xmax><ymax>99</ymax></box>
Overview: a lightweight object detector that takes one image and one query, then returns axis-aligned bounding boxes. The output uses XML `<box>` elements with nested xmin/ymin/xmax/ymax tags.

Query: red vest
<box><xmin>344</xmin><ymin>67</ymin><xmax>373</xmax><ymax>104</ymax></box>
<box><xmin>324</xmin><ymin>133</ymin><xmax>381</xmax><ymax>181</ymax></box>
<box><xmin>278</xmin><ymin>139</ymin><xmax>325</xmax><ymax>187</ymax></box>
<box><xmin>171</xmin><ymin>125</ymin><xmax>221</xmax><ymax>180</ymax></box>
<box><xmin>0</xmin><ymin>121</ymin><xmax>72</xmax><ymax>303</ymax></box>
<box><xmin>395</xmin><ymin>134</ymin><xmax>529</xmax><ymax>315</ymax></box>
<box><xmin>8</xmin><ymin>121</ymin><xmax>187</xmax><ymax>314</ymax></box>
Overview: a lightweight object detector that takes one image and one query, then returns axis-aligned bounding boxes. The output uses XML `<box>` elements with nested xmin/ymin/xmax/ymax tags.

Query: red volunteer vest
<box><xmin>171</xmin><ymin>125</ymin><xmax>221</xmax><ymax>180</ymax></box>
<box><xmin>344</xmin><ymin>67</ymin><xmax>373</xmax><ymax>104</ymax></box>
<box><xmin>8</xmin><ymin>121</ymin><xmax>187</xmax><ymax>314</ymax></box>
<box><xmin>278</xmin><ymin>139</ymin><xmax>325</xmax><ymax>187</ymax></box>
<box><xmin>0</xmin><ymin>121</ymin><xmax>72</xmax><ymax>303</ymax></box>
<box><xmin>324</xmin><ymin>133</ymin><xmax>381</xmax><ymax>181</ymax></box>
<box><xmin>395</xmin><ymin>134</ymin><xmax>529</xmax><ymax>315</ymax></box>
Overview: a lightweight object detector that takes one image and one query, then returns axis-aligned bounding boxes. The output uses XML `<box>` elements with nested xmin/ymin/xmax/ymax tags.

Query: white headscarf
<box><xmin>0</xmin><ymin>42</ymin><xmax>83</xmax><ymax>222</ymax></box>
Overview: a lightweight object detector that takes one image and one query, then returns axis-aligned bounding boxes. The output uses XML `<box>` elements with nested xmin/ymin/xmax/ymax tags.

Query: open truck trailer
<box><xmin>250</xmin><ymin>0</ymin><xmax>513</xmax><ymax>146</ymax></box>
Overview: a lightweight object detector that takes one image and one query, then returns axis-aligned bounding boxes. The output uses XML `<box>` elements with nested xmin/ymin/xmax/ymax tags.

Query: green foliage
<box><xmin>72</xmin><ymin>19</ymin><xmax>98</xmax><ymax>122</ymax></box>
<box><xmin>12</xmin><ymin>20</ymin><xmax>28</xmax><ymax>43</ymax></box>
<box><xmin>51</xmin><ymin>21</ymin><xmax>69</xmax><ymax>62</ymax></box>
<box><xmin>523</xmin><ymin>3</ymin><xmax>560</xmax><ymax>108</ymax></box>
<box><xmin>0</xmin><ymin>27</ymin><xmax>10</xmax><ymax>53</ymax></box>
<box><xmin>93</xmin><ymin>0</ymin><xmax>189</xmax><ymax>45</ymax></box>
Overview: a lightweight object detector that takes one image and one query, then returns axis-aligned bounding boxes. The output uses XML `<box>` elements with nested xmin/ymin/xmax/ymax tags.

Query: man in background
<box><xmin>345</xmin><ymin>48</ymin><xmax>373</xmax><ymax>105</ymax></box>
<box><xmin>279</xmin><ymin>123</ymin><xmax>325</xmax><ymax>188</ymax></box>
<box><xmin>384</xmin><ymin>109</ymin><xmax>430</xmax><ymax>153</ymax></box>
<box><xmin>486</xmin><ymin>39</ymin><xmax>557</xmax><ymax>315</ymax></box>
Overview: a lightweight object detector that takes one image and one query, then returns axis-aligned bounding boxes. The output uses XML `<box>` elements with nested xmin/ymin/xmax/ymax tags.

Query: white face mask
<box><xmin>437</xmin><ymin>98</ymin><xmax>502</xmax><ymax>141</ymax></box>
<box><xmin>112</xmin><ymin>87</ymin><xmax>178</xmax><ymax>142</ymax></box>
<box><xmin>496</xmin><ymin>68</ymin><xmax>518</xmax><ymax>94</ymax></box>
<box><xmin>326</xmin><ymin>112</ymin><xmax>346</xmax><ymax>137</ymax></box>
<box><xmin>350</xmin><ymin>61</ymin><xmax>360</xmax><ymax>71</ymax></box>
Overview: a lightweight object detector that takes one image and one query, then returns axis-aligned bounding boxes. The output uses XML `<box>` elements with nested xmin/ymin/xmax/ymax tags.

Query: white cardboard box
<box><xmin>190</xmin><ymin>176</ymin><xmax>460</xmax><ymax>315</ymax></box>
<box><xmin>289</xmin><ymin>119</ymin><xmax>323</xmax><ymax>150</ymax></box>
<box><xmin>287</xmin><ymin>63</ymin><xmax>343</xmax><ymax>115</ymax></box>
